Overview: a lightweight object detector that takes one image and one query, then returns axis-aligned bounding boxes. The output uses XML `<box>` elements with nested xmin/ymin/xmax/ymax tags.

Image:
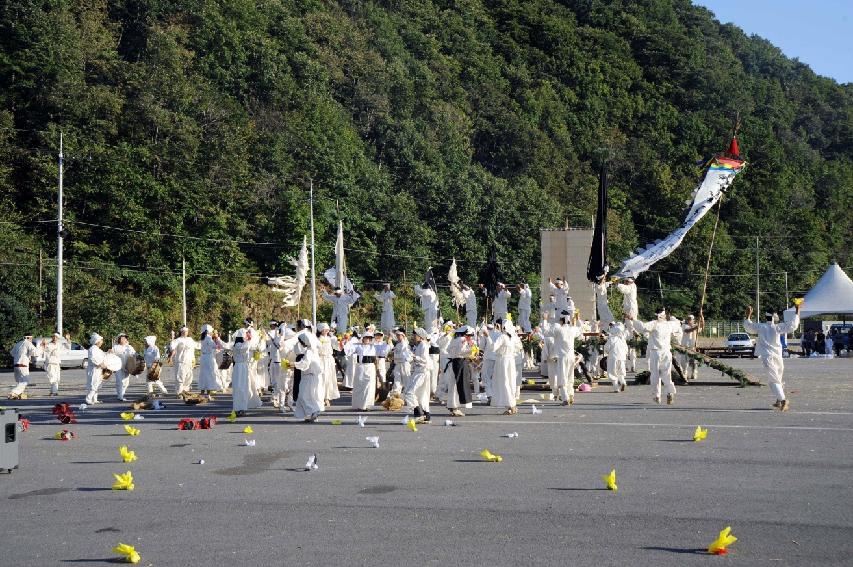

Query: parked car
<box><xmin>30</xmin><ymin>338</ymin><xmax>89</xmax><ymax>369</ymax></box>
<box><xmin>725</xmin><ymin>332</ymin><xmax>755</xmax><ymax>351</ymax></box>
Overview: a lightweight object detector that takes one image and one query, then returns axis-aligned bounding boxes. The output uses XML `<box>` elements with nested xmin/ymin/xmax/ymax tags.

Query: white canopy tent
<box><xmin>784</xmin><ymin>263</ymin><xmax>853</xmax><ymax>320</ymax></box>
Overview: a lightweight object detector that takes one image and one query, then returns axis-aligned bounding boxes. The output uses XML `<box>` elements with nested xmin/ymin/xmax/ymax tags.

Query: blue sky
<box><xmin>693</xmin><ymin>0</ymin><xmax>852</xmax><ymax>84</ymax></box>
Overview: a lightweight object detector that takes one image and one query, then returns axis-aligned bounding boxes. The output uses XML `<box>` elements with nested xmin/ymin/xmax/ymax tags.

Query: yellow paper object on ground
<box><xmin>112</xmin><ymin>471</ymin><xmax>135</xmax><ymax>491</ymax></box>
<box><xmin>120</xmin><ymin>412</ymin><xmax>135</xmax><ymax>421</ymax></box>
<box><xmin>123</xmin><ymin>425</ymin><xmax>140</xmax><ymax>436</ymax></box>
<box><xmin>480</xmin><ymin>449</ymin><xmax>503</xmax><ymax>462</ymax></box>
<box><xmin>708</xmin><ymin>526</ymin><xmax>737</xmax><ymax>555</ymax></box>
<box><xmin>693</xmin><ymin>425</ymin><xmax>708</xmax><ymax>442</ymax></box>
<box><xmin>119</xmin><ymin>445</ymin><xmax>137</xmax><ymax>463</ymax></box>
<box><xmin>602</xmin><ymin>469</ymin><xmax>617</xmax><ymax>491</ymax></box>
<box><xmin>112</xmin><ymin>543</ymin><xmax>141</xmax><ymax>564</ymax></box>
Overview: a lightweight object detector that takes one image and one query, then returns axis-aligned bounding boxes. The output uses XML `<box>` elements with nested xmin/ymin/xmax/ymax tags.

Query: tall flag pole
<box><xmin>309</xmin><ymin>180</ymin><xmax>317</xmax><ymax>327</ymax></box>
<box><xmin>56</xmin><ymin>132</ymin><xmax>64</xmax><ymax>335</ymax></box>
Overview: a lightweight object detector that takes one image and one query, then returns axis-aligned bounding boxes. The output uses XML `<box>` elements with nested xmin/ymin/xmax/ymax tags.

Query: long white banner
<box><xmin>616</xmin><ymin>156</ymin><xmax>744</xmax><ymax>279</ymax></box>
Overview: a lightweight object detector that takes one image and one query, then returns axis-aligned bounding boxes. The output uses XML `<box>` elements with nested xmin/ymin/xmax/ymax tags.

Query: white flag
<box><xmin>448</xmin><ymin>258</ymin><xmax>464</xmax><ymax>307</ymax></box>
<box><xmin>266</xmin><ymin>235</ymin><xmax>309</xmax><ymax>307</ymax></box>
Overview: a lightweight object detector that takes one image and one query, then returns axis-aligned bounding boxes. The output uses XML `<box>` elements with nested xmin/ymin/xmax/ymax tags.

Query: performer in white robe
<box><xmin>551</xmin><ymin>310</ymin><xmax>584</xmax><ymax>405</ymax></box>
<box><xmin>616</xmin><ymin>278</ymin><xmax>639</xmax><ymax>319</ymax></box>
<box><xmin>445</xmin><ymin>326</ymin><xmax>474</xmax><ymax>416</ymax></box>
<box><xmin>230</xmin><ymin>328</ymin><xmax>263</xmax><ymax>415</ymax></box>
<box><xmin>603</xmin><ymin>321</ymin><xmax>629</xmax><ymax>392</ymax></box>
<box><xmin>492</xmin><ymin>283</ymin><xmax>511</xmax><ymax>322</ymax></box>
<box><xmin>491</xmin><ymin>322</ymin><xmax>519</xmax><ymax>414</ymax></box>
<box><xmin>391</xmin><ymin>329</ymin><xmax>411</xmax><ymax>395</ymax></box>
<box><xmin>42</xmin><ymin>334</ymin><xmax>65</xmax><ymax>396</ymax></box>
<box><xmin>743</xmin><ymin>304</ymin><xmax>800</xmax><ymax>411</ymax></box>
<box><xmin>631</xmin><ymin>308</ymin><xmax>681</xmax><ymax>405</ymax></box>
<box><xmin>346</xmin><ymin>334</ymin><xmax>378</xmax><ymax>411</ymax></box>
<box><xmin>549</xmin><ymin>278</ymin><xmax>572</xmax><ymax>315</ymax></box>
<box><xmin>317</xmin><ymin>323</ymin><xmax>341</xmax><ymax>405</ymax></box>
<box><xmin>461</xmin><ymin>285</ymin><xmax>478</xmax><ymax>328</ymax></box>
<box><xmin>292</xmin><ymin>332</ymin><xmax>325</xmax><ymax>421</ymax></box>
<box><xmin>170</xmin><ymin>327</ymin><xmax>198</xmax><ymax>395</ymax></box>
<box><xmin>478</xmin><ymin>325</ymin><xmax>494</xmax><ymax>398</ymax></box>
<box><xmin>435</xmin><ymin>323</ymin><xmax>454</xmax><ymax>400</ymax></box>
<box><xmin>406</xmin><ymin>328</ymin><xmax>432</xmax><ymax>423</ymax></box>
<box><xmin>274</xmin><ymin>327</ymin><xmax>297</xmax><ymax>411</ymax></box>
<box><xmin>373</xmin><ymin>332</ymin><xmax>391</xmax><ymax>389</ymax></box>
<box><xmin>112</xmin><ymin>334</ymin><xmax>136</xmax><ymax>402</ymax></box>
<box><xmin>594</xmin><ymin>276</ymin><xmax>615</xmax><ymax>326</ymax></box>
<box><xmin>323</xmin><ymin>288</ymin><xmax>356</xmax><ymax>334</ymax></box>
<box><xmin>8</xmin><ymin>334</ymin><xmax>37</xmax><ymax>399</ymax></box>
<box><xmin>250</xmin><ymin>328</ymin><xmax>269</xmax><ymax>394</ymax></box>
<box><xmin>540</xmin><ymin>315</ymin><xmax>558</xmax><ymax>398</ymax></box>
<box><xmin>143</xmin><ymin>335</ymin><xmax>168</xmax><ymax>395</ymax></box>
<box><xmin>84</xmin><ymin>333</ymin><xmax>107</xmax><ymax>405</ymax></box>
<box><xmin>341</xmin><ymin>333</ymin><xmax>357</xmax><ymax>389</ymax></box>
<box><xmin>376</xmin><ymin>285</ymin><xmax>396</xmax><ymax>333</ymax></box>
<box><xmin>265</xmin><ymin>321</ymin><xmax>280</xmax><ymax>393</ymax></box>
<box><xmin>198</xmin><ymin>324</ymin><xmax>221</xmax><ymax>394</ymax></box>
<box><xmin>517</xmin><ymin>284</ymin><xmax>532</xmax><ymax>333</ymax></box>
<box><xmin>414</xmin><ymin>284</ymin><xmax>439</xmax><ymax>330</ymax></box>
<box><xmin>679</xmin><ymin>315</ymin><xmax>702</xmax><ymax>380</ymax></box>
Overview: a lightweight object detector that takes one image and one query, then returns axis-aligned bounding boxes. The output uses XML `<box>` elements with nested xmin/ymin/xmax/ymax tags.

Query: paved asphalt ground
<box><xmin>1</xmin><ymin>357</ymin><xmax>851</xmax><ymax>566</ymax></box>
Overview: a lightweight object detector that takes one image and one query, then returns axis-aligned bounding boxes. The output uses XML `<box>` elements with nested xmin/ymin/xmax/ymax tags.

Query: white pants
<box><xmin>275</xmin><ymin>369</ymin><xmax>293</xmax><ymax>411</ymax></box>
<box><xmin>174</xmin><ymin>362</ymin><xmax>193</xmax><ymax>394</ymax></box>
<box><xmin>404</xmin><ymin>365</ymin><xmax>430</xmax><ymax>413</ymax></box>
<box><xmin>85</xmin><ymin>369</ymin><xmax>103</xmax><ymax>404</ymax></box>
<box><xmin>520</xmin><ymin>308</ymin><xmax>532</xmax><ymax>333</ymax></box>
<box><xmin>627</xmin><ymin>349</ymin><xmax>637</xmax><ymax>373</ymax></box>
<box><xmin>763</xmin><ymin>355</ymin><xmax>786</xmax><ymax>401</ymax></box>
<box><xmin>555</xmin><ymin>354</ymin><xmax>575</xmax><ymax>401</ymax></box>
<box><xmin>147</xmin><ymin>380</ymin><xmax>168</xmax><ymax>394</ymax></box>
<box><xmin>115</xmin><ymin>370</ymin><xmax>130</xmax><ymax>400</ymax></box>
<box><xmin>547</xmin><ymin>358</ymin><xmax>558</xmax><ymax>396</ymax></box>
<box><xmin>10</xmin><ymin>369</ymin><xmax>28</xmax><ymax>396</ymax></box>
<box><xmin>608</xmin><ymin>357</ymin><xmax>626</xmax><ymax>391</ymax></box>
<box><xmin>47</xmin><ymin>363</ymin><xmax>61</xmax><ymax>394</ymax></box>
<box><xmin>482</xmin><ymin>358</ymin><xmax>495</xmax><ymax>397</ymax></box>
<box><xmin>649</xmin><ymin>349</ymin><xmax>676</xmax><ymax>399</ymax></box>
<box><xmin>393</xmin><ymin>362</ymin><xmax>409</xmax><ymax>395</ymax></box>
<box><xmin>429</xmin><ymin>354</ymin><xmax>440</xmax><ymax>394</ymax></box>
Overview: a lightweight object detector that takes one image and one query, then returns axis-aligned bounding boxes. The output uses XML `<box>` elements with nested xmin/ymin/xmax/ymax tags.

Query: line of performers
<box><xmin>8</xmin><ymin>277</ymin><xmax>800</xmax><ymax>413</ymax></box>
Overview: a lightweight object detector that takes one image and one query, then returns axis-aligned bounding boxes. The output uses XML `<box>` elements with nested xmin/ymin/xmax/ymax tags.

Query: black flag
<box><xmin>587</xmin><ymin>162</ymin><xmax>608</xmax><ymax>282</ymax></box>
<box><xmin>480</xmin><ymin>247</ymin><xmax>503</xmax><ymax>299</ymax></box>
<box><xmin>423</xmin><ymin>267</ymin><xmax>437</xmax><ymax>293</ymax></box>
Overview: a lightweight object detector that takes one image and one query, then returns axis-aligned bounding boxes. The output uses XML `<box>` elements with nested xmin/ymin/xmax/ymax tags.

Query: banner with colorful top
<box><xmin>616</xmin><ymin>138</ymin><xmax>745</xmax><ymax>279</ymax></box>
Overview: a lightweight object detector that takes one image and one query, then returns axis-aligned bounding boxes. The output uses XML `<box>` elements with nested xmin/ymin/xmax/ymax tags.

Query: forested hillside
<box><xmin>1</xmin><ymin>0</ymin><xmax>851</xmax><ymax>345</ymax></box>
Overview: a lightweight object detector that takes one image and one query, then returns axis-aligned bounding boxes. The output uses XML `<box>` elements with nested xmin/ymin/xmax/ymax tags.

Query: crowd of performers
<box><xmin>8</xmin><ymin>276</ymin><xmax>801</xmax><ymax>414</ymax></box>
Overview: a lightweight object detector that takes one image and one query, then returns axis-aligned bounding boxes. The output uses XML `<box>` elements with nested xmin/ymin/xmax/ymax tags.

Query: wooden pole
<box><xmin>698</xmin><ymin>197</ymin><xmax>723</xmax><ymax>346</ymax></box>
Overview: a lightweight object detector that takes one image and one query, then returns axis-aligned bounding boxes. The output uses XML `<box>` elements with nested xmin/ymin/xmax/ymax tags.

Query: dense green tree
<box><xmin>0</xmin><ymin>0</ymin><xmax>850</xmax><ymax>350</ymax></box>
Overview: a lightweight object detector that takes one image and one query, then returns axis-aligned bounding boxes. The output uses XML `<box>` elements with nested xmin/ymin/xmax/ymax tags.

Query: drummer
<box><xmin>113</xmin><ymin>333</ymin><xmax>136</xmax><ymax>402</ymax></box>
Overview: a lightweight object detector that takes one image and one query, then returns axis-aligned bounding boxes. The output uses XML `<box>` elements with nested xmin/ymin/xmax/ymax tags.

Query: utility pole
<box><xmin>181</xmin><ymin>255</ymin><xmax>187</xmax><ymax>327</ymax></box>
<box><xmin>56</xmin><ymin>133</ymin><xmax>64</xmax><ymax>335</ymax></box>
<box><xmin>309</xmin><ymin>179</ymin><xmax>317</xmax><ymax>327</ymax></box>
<box><xmin>784</xmin><ymin>271</ymin><xmax>789</xmax><ymax>308</ymax></box>
<box><xmin>38</xmin><ymin>248</ymin><xmax>43</xmax><ymax>322</ymax></box>
<box><xmin>755</xmin><ymin>236</ymin><xmax>760</xmax><ymax>316</ymax></box>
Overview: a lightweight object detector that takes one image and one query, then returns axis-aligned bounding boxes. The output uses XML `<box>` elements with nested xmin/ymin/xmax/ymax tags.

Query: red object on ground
<box><xmin>199</xmin><ymin>416</ymin><xmax>217</xmax><ymax>429</ymax></box>
<box><xmin>178</xmin><ymin>418</ymin><xmax>200</xmax><ymax>430</ymax></box>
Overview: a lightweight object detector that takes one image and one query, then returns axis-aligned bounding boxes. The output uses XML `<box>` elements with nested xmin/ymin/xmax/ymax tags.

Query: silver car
<box><xmin>725</xmin><ymin>332</ymin><xmax>755</xmax><ymax>351</ymax></box>
<box><xmin>30</xmin><ymin>338</ymin><xmax>89</xmax><ymax>369</ymax></box>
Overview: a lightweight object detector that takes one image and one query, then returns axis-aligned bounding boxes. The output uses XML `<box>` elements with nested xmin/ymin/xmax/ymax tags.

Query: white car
<box><xmin>31</xmin><ymin>338</ymin><xmax>89</xmax><ymax>369</ymax></box>
<box><xmin>725</xmin><ymin>332</ymin><xmax>755</xmax><ymax>351</ymax></box>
